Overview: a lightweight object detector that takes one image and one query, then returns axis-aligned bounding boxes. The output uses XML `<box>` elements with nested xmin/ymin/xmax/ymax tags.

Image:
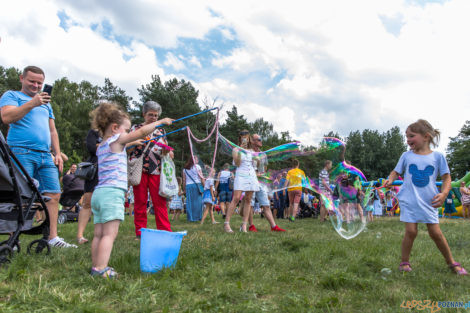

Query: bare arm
<box><xmin>214</xmin><ymin>172</ymin><xmax>221</xmax><ymax>191</ymax></box>
<box><xmin>1</xmin><ymin>93</ymin><xmax>50</xmax><ymax>124</ymax></box>
<box><xmin>384</xmin><ymin>170</ymin><xmax>399</xmax><ymax>188</ymax></box>
<box><xmin>117</xmin><ymin>118</ymin><xmax>173</xmax><ymax>146</ymax></box>
<box><xmin>232</xmin><ymin>148</ymin><xmax>242</xmax><ymax>167</ymax></box>
<box><xmin>182</xmin><ymin>170</ymin><xmax>186</xmax><ymax>193</ymax></box>
<box><xmin>432</xmin><ymin>173</ymin><xmax>451</xmax><ymax>208</ymax></box>
<box><xmin>49</xmin><ymin>119</ymin><xmax>63</xmax><ymax>173</ymax></box>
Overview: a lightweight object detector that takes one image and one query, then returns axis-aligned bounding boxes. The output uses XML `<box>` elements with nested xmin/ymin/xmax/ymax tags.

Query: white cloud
<box><xmin>56</xmin><ymin>0</ymin><xmax>222</xmax><ymax>48</ymax></box>
<box><xmin>2</xmin><ymin>0</ymin><xmax>470</xmax><ymax>156</ymax></box>
<box><xmin>188</xmin><ymin>56</ymin><xmax>202</xmax><ymax>68</ymax></box>
<box><xmin>164</xmin><ymin>52</ymin><xmax>185</xmax><ymax>71</ymax></box>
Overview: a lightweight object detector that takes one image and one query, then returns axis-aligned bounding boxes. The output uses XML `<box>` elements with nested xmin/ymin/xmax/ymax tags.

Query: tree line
<box><xmin>1</xmin><ymin>66</ymin><xmax>468</xmax><ymax>181</ymax></box>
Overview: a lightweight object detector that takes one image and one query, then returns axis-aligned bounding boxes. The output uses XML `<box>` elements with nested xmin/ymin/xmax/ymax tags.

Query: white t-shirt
<box><xmin>185</xmin><ymin>164</ymin><xmax>202</xmax><ymax>185</ymax></box>
<box><xmin>394</xmin><ymin>151</ymin><xmax>450</xmax><ymax>223</ymax></box>
<box><xmin>204</xmin><ymin>178</ymin><xmax>214</xmax><ymax>191</ymax></box>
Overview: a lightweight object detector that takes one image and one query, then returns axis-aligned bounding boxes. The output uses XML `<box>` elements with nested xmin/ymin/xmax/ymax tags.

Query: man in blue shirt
<box><xmin>0</xmin><ymin>65</ymin><xmax>76</xmax><ymax>248</ymax></box>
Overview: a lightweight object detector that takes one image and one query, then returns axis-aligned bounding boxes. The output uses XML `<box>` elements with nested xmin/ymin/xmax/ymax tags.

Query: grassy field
<box><xmin>1</xmin><ymin>214</ymin><xmax>469</xmax><ymax>313</ymax></box>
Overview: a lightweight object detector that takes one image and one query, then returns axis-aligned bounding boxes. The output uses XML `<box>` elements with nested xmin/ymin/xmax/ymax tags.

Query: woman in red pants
<box><xmin>128</xmin><ymin>101</ymin><xmax>173</xmax><ymax>239</ymax></box>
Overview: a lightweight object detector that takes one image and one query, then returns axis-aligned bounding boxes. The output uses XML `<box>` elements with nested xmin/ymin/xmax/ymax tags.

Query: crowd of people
<box><xmin>1</xmin><ymin>65</ymin><xmax>467</xmax><ymax>278</ymax></box>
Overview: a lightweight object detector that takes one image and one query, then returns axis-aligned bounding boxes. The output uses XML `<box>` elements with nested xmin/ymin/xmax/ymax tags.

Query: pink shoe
<box><xmin>271</xmin><ymin>225</ymin><xmax>286</xmax><ymax>232</ymax></box>
<box><xmin>449</xmin><ymin>262</ymin><xmax>468</xmax><ymax>275</ymax></box>
<box><xmin>399</xmin><ymin>262</ymin><xmax>412</xmax><ymax>272</ymax></box>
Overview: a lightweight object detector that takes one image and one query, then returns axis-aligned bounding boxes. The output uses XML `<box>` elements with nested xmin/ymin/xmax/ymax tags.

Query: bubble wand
<box><xmin>153</xmin><ymin>107</ymin><xmax>218</xmax><ymax>129</ymax></box>
<box><xmin>128</xmin><ymin>107</ymin><xmax>218</xmax><ymax>149</ymax></box>
<box><xmin>126</xmin><ymin>126</ymin><xmax>187</xmax><ymax>150</ymax></box>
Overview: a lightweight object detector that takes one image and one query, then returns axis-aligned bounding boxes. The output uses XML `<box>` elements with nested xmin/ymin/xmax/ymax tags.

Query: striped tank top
<box><xmin>96</xmin><ymin>133</ymin><xmax>128</xmax><ymax>191</ymax></box>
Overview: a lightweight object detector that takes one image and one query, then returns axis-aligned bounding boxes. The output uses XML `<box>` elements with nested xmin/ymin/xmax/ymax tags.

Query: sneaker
<box><xmin>289</xmin><ymin>216</ymin><xmax>295</xmax><ymax>222</ymax></box>
<box><xmin>48</xmin><ymin>237</ymin><xmax>77</xmax><ymax>248</ymax></box>
<box><xmin>271</xmin><ymin>225</ymin><xmax>286</xmax><ymax>232</ymax></box>
<box><xmin>248</xmin><ymin>224</ymin><xmax>258</xmax><ymax>232</ymax></box>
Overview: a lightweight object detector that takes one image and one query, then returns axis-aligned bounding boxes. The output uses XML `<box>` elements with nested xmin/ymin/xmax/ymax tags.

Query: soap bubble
<box><xmin>380</xmin><ymin>268</ymin><xmax>392</xmax><ymax>280</ymax></box>
<box><xmin>217</xmin><ymin>134</ymin><xmax>370</xmax><ymax>239</ymax></box>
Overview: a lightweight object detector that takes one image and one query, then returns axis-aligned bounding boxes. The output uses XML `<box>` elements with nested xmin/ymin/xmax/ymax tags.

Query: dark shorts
<box><xmin>218</xmin><ymin>190</ymin><xmax>232</xmax><ymax>203</ymax></box>
<box><xmin>84</xmin><ymin>173</ymin><xmax>98</xmax><ymax>193</ymax></box>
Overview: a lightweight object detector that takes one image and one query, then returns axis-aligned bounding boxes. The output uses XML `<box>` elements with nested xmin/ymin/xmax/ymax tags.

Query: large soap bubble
<box><xmin>217</xmin><ymin>134</ymin><xmax>370</xmax><ymax>239</ymax></box>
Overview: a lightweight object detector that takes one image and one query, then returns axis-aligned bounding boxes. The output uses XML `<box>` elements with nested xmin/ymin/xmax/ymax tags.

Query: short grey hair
<box><xmin>143</xmin><ymin>100</ymin><xmax>162</xmax><ymax>115</ymax></box>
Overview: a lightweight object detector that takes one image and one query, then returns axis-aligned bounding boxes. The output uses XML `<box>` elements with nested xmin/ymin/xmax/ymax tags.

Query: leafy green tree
<box><xmin>51</xmin><ymin>78</ymin><xmax>99</xmax><ymax>167</ymax></box>
<box><xmin>383</xmin><ymin>126</ymin><xmax>407</xmax><ymax>176</ymax></box>
<box><xmin>137</xmin><ymin>75</ymin><xmax>205</xmax><ymax>171</ymax></box>
<box><xmin>99</xmin><ymin>78</ymin><xmax>132</xmax><ymax>112</ymax></box>
<box><xmin>0</xmin><ymin>66</ymin><xmax>22</xmax><ymax>136</ymax></box>
<box><xmin>447</xmin><ymin>120</ymin><xmax>470</xmax><ymax>178</ymax></box>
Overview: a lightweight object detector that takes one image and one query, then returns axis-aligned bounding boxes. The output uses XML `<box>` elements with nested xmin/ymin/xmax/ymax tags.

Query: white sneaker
<box><xmin>48</xmin><ymin>237</ymin><xmax>77</xmax><ymax>248</ymax></box>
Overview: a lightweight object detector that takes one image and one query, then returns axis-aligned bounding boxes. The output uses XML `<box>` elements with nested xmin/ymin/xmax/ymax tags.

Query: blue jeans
<box><xmin>10</xmin><ymin>146</ymin><xmax>61</xmax><ymax>194</ymax></box>
<box><xmin>186</xmin><ymin>184</ymin><xmax>203</xmax><ymax>222</ymax></box>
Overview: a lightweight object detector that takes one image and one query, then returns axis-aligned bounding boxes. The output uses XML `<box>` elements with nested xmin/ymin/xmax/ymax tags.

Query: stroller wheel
<box><xmin>27</xmin><ymin>239</ymin><xmax>51</xmax><ymax>255</ymax></box>
<box><xmin>0</xmin><ymin>246</ymin><xmax>13</xmax><ymax>265</ymax></box>
<box><xmin>58</xmin><ymin>213</ymin><xmax>67</xmax><ymax>224</ymax></box>
<box><xmin>0</xmin><ymin>240</ymin><xmax>20</xmax><ymax>254</ymax></box>
<box><xmin>12</xmin><ymin>241</ymin><xmax>20</xmax><ymax>254</ymax></box>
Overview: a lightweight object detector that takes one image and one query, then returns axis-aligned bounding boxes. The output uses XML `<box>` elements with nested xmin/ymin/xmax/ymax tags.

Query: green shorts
<box><xmin>91</xmin><ymin>187</ymin><xmax>125</xmax><ymax>224</ymax></box>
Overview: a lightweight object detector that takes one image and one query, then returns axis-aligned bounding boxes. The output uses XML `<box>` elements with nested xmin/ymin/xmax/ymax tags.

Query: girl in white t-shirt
<box><xmin>384</xmin><ymin>119</ymin><xmax>467</xmax><ymax>275</ymax></box>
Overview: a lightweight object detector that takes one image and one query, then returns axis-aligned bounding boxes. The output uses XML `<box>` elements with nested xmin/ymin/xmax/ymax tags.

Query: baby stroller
<box><xmin>58</xmin><ymin>188</ymin><xmax>84</xmax><ymax>224</ymax></box>
<box><xmin>0</xmin><ymin>132</ymin><xmax>51</xmax><ymax>265</ymax></box>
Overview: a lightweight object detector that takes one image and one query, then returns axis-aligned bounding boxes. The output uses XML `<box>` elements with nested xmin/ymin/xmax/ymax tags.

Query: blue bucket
<box><xmin>140</xmin><ymin>228</ymin><xmax>187</xmax><ymax>273</ymax></box>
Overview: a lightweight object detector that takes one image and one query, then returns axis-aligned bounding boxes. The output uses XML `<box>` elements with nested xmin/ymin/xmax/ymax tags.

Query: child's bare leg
<box><xmin>91</xmin><ymin>223</ymin><xmax>103</xmax><ymax>267</ymax></box>
<box><xmin>249</xmin><ymin>207</ymin><xmax>254</xmax><ymax>226</ymax></box>
<box><xmin>93</xmin><ymin>220</ymin><xmax>120</xmax><ymax>270</ymax></box>
<box><xmin>209</xmin><ymin>206</ymin><xmax>216</xmax><ymax>223</ymax></box>
<box><xmin>401</xmin><ymin>223</ymin><xmax>418</xmax><ymax>269</ymax></box>
<box><xmin>426</xmin><ymin>224</ymin><xmax>461</xmax><ymax>272</ymax></box>
<box><xmin>201</xmin><ymin>204</ymin><xmax>210</xmax><ymax>224</ymax></box>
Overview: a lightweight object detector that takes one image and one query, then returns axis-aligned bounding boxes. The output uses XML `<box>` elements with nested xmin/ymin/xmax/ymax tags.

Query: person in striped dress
<box><xmin>89</xmin><ymin>102</ymin><xmax>172</xmax><ymax>278</ymax></box>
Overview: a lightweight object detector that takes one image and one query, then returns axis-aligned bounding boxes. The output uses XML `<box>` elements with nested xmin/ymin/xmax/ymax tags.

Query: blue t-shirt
<box><xmin>0</xmin><ymin>91</ymin><xmax>54</xmax><ymax>152</ymax></box>
<box><xmin>278</xmin><ymin>178</ymin><xmax>287</xmax><ymax>195</ymax></box>
<box><xmin>394</xmin><ymin>150</ymin><xmax>450</xmax><ymax>224</ymax></box>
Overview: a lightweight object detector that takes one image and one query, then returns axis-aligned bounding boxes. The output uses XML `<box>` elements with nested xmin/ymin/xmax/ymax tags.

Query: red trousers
<box><xmin>133</xmin><ymin>172</ymin><xmax>171</xmax><ymax>236</ymax></box>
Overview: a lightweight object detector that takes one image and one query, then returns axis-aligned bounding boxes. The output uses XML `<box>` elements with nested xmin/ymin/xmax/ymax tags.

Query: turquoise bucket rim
<box><xmin>140</xmin><ymin>228</ymin><xmax>187</xmax><ymax>236</ymax></box>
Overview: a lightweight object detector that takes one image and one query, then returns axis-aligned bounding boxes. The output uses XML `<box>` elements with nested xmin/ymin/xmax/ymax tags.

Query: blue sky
<box><xmin>1</xmin><ymin>0</ymin><xmax>469</xmax><ymax>153</ymax></box>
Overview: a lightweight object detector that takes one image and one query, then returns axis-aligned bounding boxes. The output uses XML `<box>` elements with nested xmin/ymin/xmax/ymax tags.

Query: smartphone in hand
<box><xmin>43</xmin><ymin>84</ymin><xmax>53</xmax><ymax>95</ymax></box>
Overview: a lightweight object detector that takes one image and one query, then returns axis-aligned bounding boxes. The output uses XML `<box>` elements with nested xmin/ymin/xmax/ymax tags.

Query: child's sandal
<box><xmin>449</xmin><ymin>262</ymin><xmax>468</xmax><ymax>276</ymax></box>
<box><xmin>399</xmin><ymin>262</ymin><xmax>412</xmax><ymax>272</ymax></box>
<box><xmin>91</xmin><ymin>267</ymin><xmax>119</xmax><ymax>279</ymax></box>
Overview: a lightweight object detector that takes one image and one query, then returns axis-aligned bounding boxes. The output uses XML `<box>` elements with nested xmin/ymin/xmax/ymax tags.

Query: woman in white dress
<box><xmin>224</xmin><ymin>130</ymin><xmax>260</xmax><ymax>233</ymax></box>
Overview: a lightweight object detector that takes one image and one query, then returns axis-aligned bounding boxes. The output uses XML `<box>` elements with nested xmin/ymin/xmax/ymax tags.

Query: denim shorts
<box><xmin>251</xmin><ymin>187</ymin><xmax>270</xmax><ymax>207</ymax></box>
<box><xmin>91</xmin><ymin>187</ymin><xmax>125</xmax><ymax>224</ymax></box>
<box><xmin>10</xmin><ymin>146</ymin><xmax>61</xmax><ymax>194</ymax></box>
<box><xmin>218</xmin><ymin>190</ymin><xmax>233</xmax><ymax>203</ymax></box>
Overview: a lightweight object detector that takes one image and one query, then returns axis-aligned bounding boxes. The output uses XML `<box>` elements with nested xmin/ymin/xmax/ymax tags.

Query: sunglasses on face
<box><xmin>254</xmin><ymin>138</ymin><xmax>262</xmax><ymax>142</ymax></box>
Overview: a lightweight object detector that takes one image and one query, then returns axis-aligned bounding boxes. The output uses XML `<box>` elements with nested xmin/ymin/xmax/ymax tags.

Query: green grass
<box><xmin>1</xmin><ymin>215</ymin><xmax>470</xmax><ymax>312</ymax></box>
